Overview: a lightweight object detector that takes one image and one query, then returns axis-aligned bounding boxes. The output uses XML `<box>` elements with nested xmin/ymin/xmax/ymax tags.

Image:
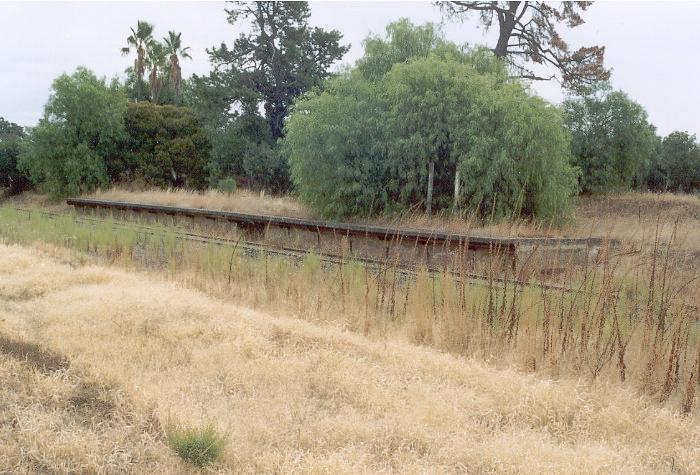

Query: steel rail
<box><xmin>65</xmin><ymin>197</ymin><xmax>613</xmax><ymax>250</ymax></box>
<box><xmin>7</xmin><ymin>206</ymin><xmax>700</xmax><ymax>313</ymax></box>
<box><xmin>8</xmin><ymin>206</ymin><xmax>579</xmax><ymax>293</ymax></box>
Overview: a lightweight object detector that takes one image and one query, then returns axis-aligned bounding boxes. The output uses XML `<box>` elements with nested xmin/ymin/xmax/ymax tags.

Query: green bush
<box><xmin>0</xmin><ymin>118</ymin><xmax>31</xmax><ymax>194</ymax></box>
<box><xmin>18</xmin><ymin>68</ymin><xmax>127</xmax><ymax>198</ymax></box>
<box><xmin>217</xmin><ymin>177</ymin><xmax>237</xmax><ymax>195</ymax></box>
<box><xmin>121</xmin><ymin>102</ymin><xmax>210</xmax><ymax>189</ymax></box>
<box><xmin>564</xmin><ymin>88</ymin><xmax>658</xmax><ymax>193</ymax></box>
<box><xmin>657</xmin><ymin>131</ymin><xmax>700</xmax><ymax>192</ymax></box>
<box><xmin>166</xmin><ymin>424</ymin><xmax>226</xmax><ymax>467</ymax></box>
<box><xmin>284</xmin><ymin>23</ymin><xmax>577</xmax><ymax>223</ymax></box>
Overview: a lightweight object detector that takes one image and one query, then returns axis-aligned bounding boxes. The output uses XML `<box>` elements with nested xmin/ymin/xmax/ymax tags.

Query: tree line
<box><xmin>1</xmin><ymin>1</ymin><xmax>699</xmax><ymax>223</ymax></box>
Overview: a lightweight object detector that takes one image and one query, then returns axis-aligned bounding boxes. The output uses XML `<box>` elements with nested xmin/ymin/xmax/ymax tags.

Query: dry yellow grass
<box><xmin>85</xmin><ymin>187</ymin><xmax>700</xmax><ymax>245</ymax></box>
<box><xmin>1</xmin><ymin>242</ymin><xmax>699</xmax><ymax>473</ymax></box>
<box><xmin>90</xmin><ymin>187</ymin><xmax>313</xmax><ymax>219</ymax></box>
<box><xmin>0</xmin><ymin>337</ymin><xmax>183</xmax><ymax>473</ymax></box>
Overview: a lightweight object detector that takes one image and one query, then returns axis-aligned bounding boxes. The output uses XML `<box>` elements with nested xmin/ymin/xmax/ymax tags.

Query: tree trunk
<box><xmin>426</xmin><ymin>161</ymin><xmax>435</xmax><ymax>216</ymax></box>
<box><xmin>453</xmin><ymin>169</ymin><xmax>461</xmax><ymax>209</ymax></box>
<box><xmin>493</xmin><ymin>2</ymin><xmax>520</xmax><ymax>58</ymax></box>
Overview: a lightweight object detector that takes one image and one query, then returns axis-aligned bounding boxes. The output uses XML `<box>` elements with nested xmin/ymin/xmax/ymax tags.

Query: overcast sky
<box><xmin>1</xmin><ymin>1</ymin><xmax>698</xmax><ymax>137</ymax></box>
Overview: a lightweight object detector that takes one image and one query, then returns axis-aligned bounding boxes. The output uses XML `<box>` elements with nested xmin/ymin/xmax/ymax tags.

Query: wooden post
<box><xmin>426</xmin><ymin>161</ymin><xmax>434</xmax><ymax>216</ymax></box>
<box><xmin>453</xmin><ymin>169</ymin><xmax>460</xmax><ymax>209</ymax></box>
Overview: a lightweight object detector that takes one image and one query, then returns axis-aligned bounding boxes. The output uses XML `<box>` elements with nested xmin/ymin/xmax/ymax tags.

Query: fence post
<box><xmin>426</xmin><ymin>161</ymin><xmax>434</xmax><ymax>216</ymax></box>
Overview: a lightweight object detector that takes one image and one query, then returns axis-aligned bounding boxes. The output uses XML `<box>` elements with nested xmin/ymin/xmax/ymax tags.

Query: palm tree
<box><xmin>146</xmin><ymin>40</ymin><xmax>166</xmax><ymax>103</ymax></box>
<box><xmin>163</xmin><ymin>31</ymin><xmax>192</xmax><ymax>103</ymax></box>
<box><xmin>121</xmin><ymin>20</ymin><xmax>154</xmax><ymax>101</ymax></box>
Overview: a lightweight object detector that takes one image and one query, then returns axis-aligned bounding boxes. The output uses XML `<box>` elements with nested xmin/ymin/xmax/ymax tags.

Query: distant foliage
<box><xmin>216</xmin><ymin>177</ymin><xmax>237</xmax><ymax>196</ymax></box>
<box><xmin>655</xmin><ymin>131</ymin><xmax>700</xmax><ymax>192</ymax></box>
<box><xmin>208</xmin><ymin>1</ymin><xmax>350</xmax><ymax>140</ymax></box>
<box><xmin>19</xmin><ymin>68</ymin><xmax>127</xmax><ymax>198</ymax></box>
<box><xmin>121</xmin><ymin>102</ymin><xmax>210</xmax><ymax>189</ymax></box>
<box><xmin>0</xmin><ymin>118</ymin><xmax>31</xmax><ymax>194</ymax></box>
<box><xmin>285</xmin><ymin>21</ymin><xmax>577</xmax><ymax>223</ymax></box>
<box><xmin>564</xmin><ymin>88</ymin><xmax>658</xmax><ymax>193</ymax></box>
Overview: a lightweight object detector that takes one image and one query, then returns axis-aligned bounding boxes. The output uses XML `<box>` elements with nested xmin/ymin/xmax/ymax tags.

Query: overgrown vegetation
<box><xmin>18</xmin><ymin>68</ymin><xmax>127</xmax><ymax>198</ymax></box>
<box><xmin>120</xmin><ymin>102</ymin><xmax>210</xmax><ymax>189</ymax></box>
<box><xmin>2</xmin><ymin>241</ymin><xmax>698</xmax><ymax>472</ymax></box>
<box><xmin>16</xmin><ymin>71</ymin><xmax>211</xmax><ymax>198</ymax></box>
<box><xmin>1</xmin><ymin>206</ymin><xmax>698</xmax><ymax>412</ymax></box>
<box><xmin>564</xmin><ymin>86</ymin><xmax>658</xmax><ymax>193</ymax></box>
<box><xmin>3</xmin><ymin>4</ymin><xmax>699</xmax><ymax>218</ymax></box>
<box><xmin>0</xmin><ymin>118</ymin><xmax>30</xmax><ymax>194</ymax></box>
<box><xmin>285</xmin><ymin>21</ymin><xmax>577</xmax><ymax>222</ymax></box>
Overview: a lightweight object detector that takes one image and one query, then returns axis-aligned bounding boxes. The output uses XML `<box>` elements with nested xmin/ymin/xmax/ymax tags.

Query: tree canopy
<box><xmin>656</xmin><ymin>131</ymin><xmax>700</xmax><ymax>192</ymax></box>
<box><xmin>563</xmin><ymin>87</ymin><xmax>658</xmax><ymax>193</ymax></box>
<box><xmin>0</xmin><ymin>118</ymin><xmax>30</xmax><ymax>194</ymax></box>
<box><xmin>120</xmin><ymin>102</ymin><xmax>210</xmax><ymax>189</ymax></box>
<box><xmin>207</xmin><ymin>1</ymin><xmax>350</xmax><ymax>140</ymax></box>
<box><xmin>439</xmin><ymin>1</ymin><xmax>610</xmax><ymax>93</ymax></box>
<box><xmin>19</xmin><ymin>68</ymin><xmax>128</xmax><ymax>197</ymax></box>
<box><xmin>285</xmin><ymin>21</ymin><xmax>577</xmax><ymax>222</ymax></box>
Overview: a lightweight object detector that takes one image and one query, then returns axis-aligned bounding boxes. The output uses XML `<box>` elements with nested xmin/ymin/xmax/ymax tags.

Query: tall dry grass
<box><xmin>90</xmin><ymin>187</ymin><xmax>313</xmax><ymax>219</ymax></box>
<box><xmin>1</xmin><ymin>243</ymin><xmax>699</xmax><ymax>473</ymax></box>
<box><xmin>1</xmin><ymin>205</ymin><xmax>699</xmax><ymax>412</ymax></box>
<box><xmin>84</xmin><ymin>187</ymin><xmax>700</xmax><ymax>245</ymax></box>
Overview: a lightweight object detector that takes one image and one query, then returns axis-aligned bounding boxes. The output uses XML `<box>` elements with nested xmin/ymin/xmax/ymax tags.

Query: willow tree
<box><xmin>285</xmin><ymin>57</ymin><xmax>576</xmax><ymax>222</ymax></box>
<box><xmin>19</xmin><ymin>68</ymin><xmax>127</xmax><ymax>197</ymax></box>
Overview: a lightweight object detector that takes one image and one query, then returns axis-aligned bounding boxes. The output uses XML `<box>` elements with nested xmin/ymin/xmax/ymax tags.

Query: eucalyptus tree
<box><xmin>121</xmin><ymin>20</ymin><xmax>154</xmax><ymax>101</ymax></box>
<box><xmin>163</xmin><ymin>31</ymin><xmax>192</xmax><ymax>103</ymax></box>
<box><xmin>564</xmin><ymin>87</ymin><xmax>658</xmax><ymax>193</ymax></box>
<box><xmin>439</xmin><ymin>1</ymin><xmax>610</xmax><ymax>93</ymax></box>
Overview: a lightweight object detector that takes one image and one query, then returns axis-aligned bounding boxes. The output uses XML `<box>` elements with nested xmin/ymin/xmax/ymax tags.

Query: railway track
<box><xmin>7</xmin><ymin>206</ymin><xmax>580</xmax><ymax>293</ymax></box>
<box><xmin>4</xmin><ymin>205</ymin><xmax>699</xmax><ymax>312</ymax></box>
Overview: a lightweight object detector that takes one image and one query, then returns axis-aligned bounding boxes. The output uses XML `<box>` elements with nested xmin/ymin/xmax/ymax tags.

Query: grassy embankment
<box><xmin>0</xmin><ymin>201</ymin><xmax>699</xmax><ymax>408</ymax></box>
<box><xmin>1</xmin><ymin>242</ymin><xmax>699</xmax><ymax>473</ymax></box>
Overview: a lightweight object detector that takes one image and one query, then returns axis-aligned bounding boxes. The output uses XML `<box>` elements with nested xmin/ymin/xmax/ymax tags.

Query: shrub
<box><xmin>217</xmin><ymin>177</ymin><xmax>237</xmax><ymax>196</ymax></box>
<box><xmin>657</xmin><ymin>131</ymin><xmax>700</xmax><ymax>192</ymax></box>
<box><xmin>564</xmin><ymin>88</ymin><xmax>658</xmax><ymax>193</ymax></box>
<box><xmin>0</xmin><ymin>118</ymin><xmax>31</xmax><ymax>194</ymax></box>
<box><xmin>18</xmin><ymin>68</ymin><xmax>127</xmax><ymax>198</ymax></box>
<box><xmin>166</xmin><ymin>424</ymin><xmax>226</xmax><ymax>467</ymax></box>
<box><xmin>121</xmin><ymin>102</ymin><xmax>210</xmax><ymax>189</ymax></box>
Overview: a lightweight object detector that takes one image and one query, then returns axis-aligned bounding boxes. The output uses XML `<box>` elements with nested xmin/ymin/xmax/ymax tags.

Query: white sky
<box><xmin>1</xmin><ymin>1</ymin><xmax>698</xmax><ymax>137</ymax></box>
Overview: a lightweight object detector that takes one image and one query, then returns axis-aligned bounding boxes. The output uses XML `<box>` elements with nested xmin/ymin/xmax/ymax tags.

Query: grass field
<box><xmin>1</xmin><ymin>242</ymin><xmax>699</xmax><ymax>473</ymax></box>
<box><xmin>1</xmin><ymin>189</ymin><xmax>699</xmax><ymax>472</ymax></box>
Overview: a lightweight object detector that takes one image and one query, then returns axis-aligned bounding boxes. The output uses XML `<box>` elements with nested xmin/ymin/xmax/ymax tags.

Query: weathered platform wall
<box><xmin>70</xmin><ymin>200</ymin><xmax>607</xmax><ymax>277</ymax></box>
